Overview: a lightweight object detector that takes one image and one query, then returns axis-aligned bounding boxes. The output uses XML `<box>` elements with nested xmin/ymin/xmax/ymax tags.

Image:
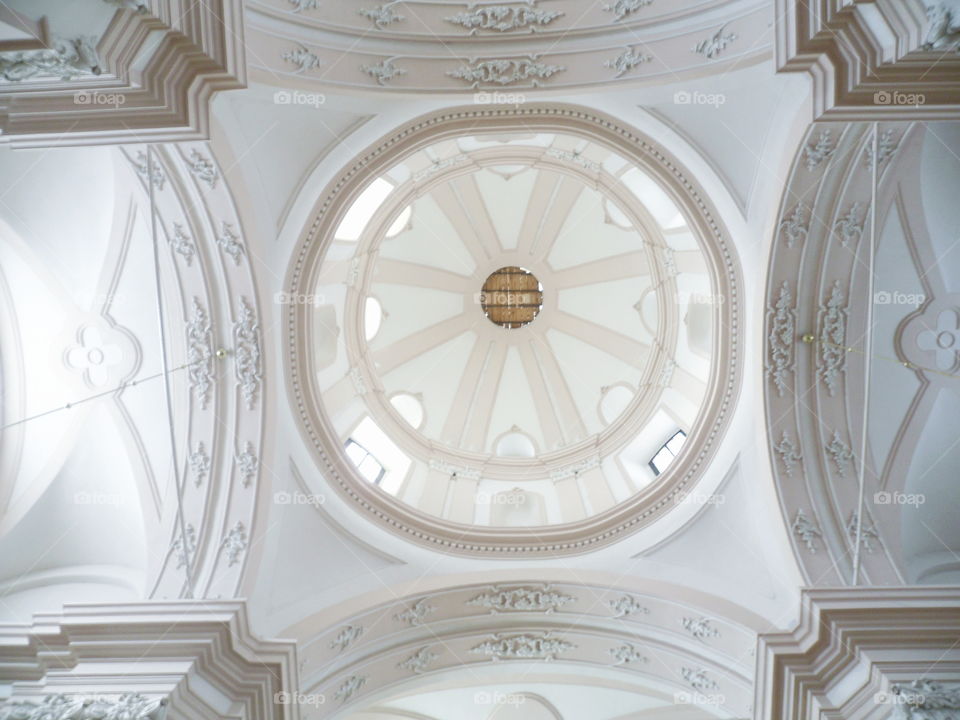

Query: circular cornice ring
<box><xmin>284</xmin><ymin>104</ymin><xmax>743</xmax><ymax>556</ymax></box>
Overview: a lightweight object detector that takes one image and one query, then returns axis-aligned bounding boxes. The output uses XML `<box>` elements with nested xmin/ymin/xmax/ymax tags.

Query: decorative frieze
<box><xmin>233</xmin><ymin>298</ymin><xmax>262</xmax><ymax>410</ymax></box>
<box><xmin>413</xmin><ymin>154</ymin><xmax>470</xmax><ymax>182</ymax></box>
<box><xmin>282</xmin><ymin>44</ymin><xmax>321</xmax><ymax>73</ymax></box>
<box><xmin>847</xmin><ymin>510</ymin><xmax>879</xmax><ymax>553</ymax></box>
<box><xmin>778</xmin><ymin>203</ymin><xmax>810</xmax><ymax>248</ymax></box>
<box><xmin>602</xmin><ymin>0</ymin><xmax>653</xmax><ymax>22</ymax></box>
<box><xmin>359</xmin><ymin>5</ymin><xmax>404</xmax><ymax>29</ymax></box>
<box><xmin>445</xmin><ymin>4</ymin><xmax>563</xmax><ymax>34</ymax></box>
<box><xmin>792</xmin><ymin>509</ymin><xmax>822</xmax><ymax>553</ymax></box>
<box><xmin>681</xmin><ymin>666</ymin><xmax>719</xmax><ymax>691</ymax></box>
<box><xmin>287</xmin><ymin>0</ymin><xmax>320</xmax><ymax>11</ymax></box>
<box><xmin>169</xmin><ymin>223</ymin><xmax>195</xmax><ymax>265</ymax></box>
<box><xmin>548</xmin><ymin>456</ymin><xmax>600</xmax><ymax>481</ymax></box>
<box><xmin>467</xmin><ymin>585</ymin><xmax>575</xmax><ymax>614</ymax></box>
<box><xmin>609</xmin><ymin>594</ymin><xmax>649</xmax><ymax>618</ymax></box>
<box><xmin>682</xmin><ymin>617</ymin><xmax>720</xmax><ymax>641</ymax></box>
<box><xmin>186</xmin><ymin>299</ymin><xmax>214</xmax><ymax>410</ymax></box>
<box><xmin>447</xmin><ymin>56</ymin><xmax>565</xmax><ymax>87</ymax></box>
<box><xmin>0</xmin><ymin>693</ymin><xmax>166</xmax><ymax>720</ymax></box>
<box><xmin>825</xmin><ymin>430</ymin><xmax>855</xmax><ymax>477</ymax></box>
<box><xmin>890</xmin><ymin>679</ymin><xmax>960</xmax><ymax>716</ymax></box>
<box><xmin>0</xmin><ymin>36</ymin><xmax>101</xmax><ymax>82</ymax></box>
<box><xmin>833</xmin><ymin>202</ymin><xmax>865</xmax><ymax>247</ymax></box>
<box><xmin>221</xmin><ymin>521</ymin><xmax>247</xmax><ymax>566</ymax></box>
<box><xmin>394</xmin><ymin>598</ymin><xmax>436</xmax><ymax>626</ymax></box>
<box><xmin>604</xmin><ymin>47</ymin><xmax>652</xmax><ymax>78</ymax></box>
<box><xmin>470</xmin><ymin>632</ymin><xmax>575</xmax><ymax>661</ymax></box>
<box><xmin>803</xmin><ymin>130</ymin><xmax>835</xmax><ymax>171</ymax></box>
<box><xmin>362</xmin><ymin>58</ymin><xmax>407</xmax><ymax>85</ymax></box>
<box><xmin>545</xmin><ymin>148</ymin><xmax>601</xmax><ymax>172</ymax></box>
<box><xmin>235</xmin><ymin>442</ymin><xmax>257</xmax><ymax>488</ymax></box>
<box><xmin>864</xmin><ymin>129</ymin><xmax>897</xmax><ymax>169</ymax></box>
<box><xmin>133</xmin><ymin>152</ymin><xmax>165</xmax><ymax>190</ymax></box>
<box><xmin>348</xmin><ymin>367</ymin><xmax>368</xmax><ymax>396</ymax></box>
<box><xmin>173</xmin><ymin>524</ymin><xmax>196</xmax><ymax>570</ymax></box>
<box><xmin>216</xmin><ymin>221</ymin><xmax>244</xmax><ymax>264</ymax></box>
<box><xmin>397</xmin><ymin>646</ymin><xmax>439</xmax><ymax>674</ymax></box>
<box><xmin>773</xmin><ymin>431</ymin><xmax>801</xmax><ymax>476</ymax></box>
<box><xmin>334</xmin><ymin>675</ymin><xmax>367</xmax><ymax>704</ymax></box>
<box><xmin>609</xmin><ymin>643</ymin><xmax>647</xmax><ymax>666</ymax></box>
<box><xmin>818</xmin><ymin>281</ymin><xmax>847</xmax><ymax>396</ymax></box>
<box><xmin>694</xmin><ymin>25</ymin><xmax>738</xmax><ymax>59</ymax></box>
<box><xmin>329</xmin><ymin>624</ymin><xmax>364</xmax><ymax>653</ymax></box>
<box><xmin>766</xmin><ymin>281</ymin><xmax>796</xmax><ymax>397</ymax></box>
<box><xmin>187</xmin><ymin>149</ymin><xmax>218</xmax><ymax>189</ymax></box>
<box><xmin>189</xmin><ymin>443</ymin><xmax>210</xmax><ymax>487</ymax></box>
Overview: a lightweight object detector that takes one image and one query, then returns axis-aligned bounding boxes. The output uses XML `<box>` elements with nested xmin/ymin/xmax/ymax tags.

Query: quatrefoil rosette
<box><xmin>899</xmin><ymin>298</ymin><xmax>960</xmax><ymax>377</ymax></box>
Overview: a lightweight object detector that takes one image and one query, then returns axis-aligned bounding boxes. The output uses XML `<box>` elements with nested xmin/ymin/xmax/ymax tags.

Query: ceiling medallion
<box><xmin>480</xmin><ymin>266</ymin><xmax>543</xmax><ymax>328</ymax></box>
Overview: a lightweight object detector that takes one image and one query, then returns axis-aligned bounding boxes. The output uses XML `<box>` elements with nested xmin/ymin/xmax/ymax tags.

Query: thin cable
<box><xmin>148</xmin><ymin>145</ymin><xmax>195</xmax><ymax>599</ymax></box>
<box><xmin>852</xmin><ymin>123</ymin><xmax>879</xmax><ymax>586</ymax></box>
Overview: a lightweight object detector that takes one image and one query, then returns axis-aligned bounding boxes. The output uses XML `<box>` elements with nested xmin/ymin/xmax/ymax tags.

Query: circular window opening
<box><xmin>480</xmin><ymin>266</ymin><xmax>543</xmax><ymax>329</ymax></box>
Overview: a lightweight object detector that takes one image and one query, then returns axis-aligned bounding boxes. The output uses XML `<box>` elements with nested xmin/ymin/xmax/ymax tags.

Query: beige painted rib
<box><xmin>430</xmin><ymin>182</ymin><xmax>491</xmax><ymax>267</ymax></box>
<box><xmin>450</xmin><ymin>173</ymin><xmax>504</xmax><ymax>259</ymax></box>
<box><xmin>515</xmin><ymin>169</ymin><xmax>560</xmax><ymax>257</ymax></box>
<box><xmin>530</xmin><ymin>335</ymin><xmax>587</xmax><ymax>441</ymax></box>
<box><xmin>552</xmin><ymin>250</ymin><xmax>650</xmax><ymax>289</ymax></box>
<box><xmin>518</xmin><ymin>340</ymin><xmax>565</xmax><ymax>450</ymax></box>
<box><xmin>552</xmin><ymin>311</ymin><xmax>650</xmax><ymax>368</ymax></box>
<box><xmin>440</xmin><ymin>334</ymin><xmax>487</xmax><ymax>446</ymax></box>
<box><xmin>374</xmin><ymin>258</ymin><xmax>473</xmax><ymax>293</ymax></box>
<box><xmin>462</xmin><ymin>341</ymin><xmax>509</xmax><ymax>453</ymax></box>
<box><xmin>529</xmin><ymin>175</ymin><xmax>586</xmax><ymax>261</ymax></box>
<box><xmin>373</xmin><ymin>312</ymin><xmax>476</xmax><ymax>375</ymax></box>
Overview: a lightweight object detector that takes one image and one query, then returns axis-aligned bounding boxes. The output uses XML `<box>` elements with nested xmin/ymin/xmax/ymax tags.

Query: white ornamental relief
<box><xmin>466</xmin><ymin>585</ymin><xmax>575</xmax><ymax>614</ymax></box>
<box><xmin>609</xmin><ymin>594</ymin><xmax>649</xmax><ymax>618</ymax></box>
<box><xmin>169</xmin><ymin>223</ymin><xmax>195</xmax><ymax>265</ymax></box>
<box><xmin>189</xmin><ymin>442</ymin><xmax>210</xmax><ymax>487</ymax></box>
<box><xmin>133</xmin><ymin>151</ymin><xmax>165</xmax><ymax>190</ymax></box>
<box><xmin>682</xmin><ymin>617</ymin><xmax>720</xmax><ymax>641</ymax></box>
<box><xmin>604</xmin><ymin>47</ymin><xmax>651</xmax><ymax>78</ymax></box>
<box><xmin>447</xmin><ymin>55</ymin><xmax>565</xmax><ymax>87</ymax></box>
<box><xmin>923</xmin><ymin>4</ymin><xmax>960</xmax><ymax>52</ymax></box>
<box><xmin>681</xmin><ymin>666</ymin><xmax>719</xmax><ymax>691</ymax></box>
<box><xmin>792</xmin><ymin>509</ymin><xmax>822</xmax><ymax>554</ymax></box>
<box><xmin>603</xmin><ymin>0</ymin><xmax>653</xmax><ymax>22</ymax></box>
<box><xmin>359</xmin><ymin>5</ymin><xmax>404</xmax><ymax>29</ymax></box>
<box><xmin>221</xmin><ymin>521</ymin><xmax>247</xmax><ymax>566</ymax></box>
<box><xmin>825</xmin><ymin>430</ymin><xmax>855</xmax><ymax>477</ymax></box>
<box><xmin>282</xmin><ymin>44</ymin><xmax>321</xmax><ymax>73</ymax></box>
<box><xmin>362</xmin><ymin>58</ymin><xmax>407</xmax><ymax>85</ymax></box>
<box><xmin>235</xmin><ymin>442</ymin><xmax>257</xmax><ymax>488</ymax></box>
<box><xmin>0</xmin><ymin>693</ymin><xmax>166</xmax><ymax>720</ymax></box>
<box><xmin>334</xmin><ymin>675</ymin><xmax>367</xmax><ymax>704</ymax></box>
<box><xmin>833</xmin><ymin>202</ymin><xmax>865</xmax><ymax>247</ymax></box>
<box><xmin>890</xmin><ymin>679</ymin><xmax>960</xmax><ymax>717</ymax></box>
<box><xmin>803</xmin><ymin>129</ymin><xmax>835</xmax><ymax>171</ymax></box>
<box><xmin>186</xmin><ymin>298</ymin><xmax>214</xmax><ymax>410</ymax></box>
<box><xmin>287</xmin><ymin>0</ymin><xmax>320</xmax><ymax>11</ymax></box>
<box><xmin>187</xmin><ymin>149</ymin><xmax>218</xmax><ymax>189</ymax></box>
<box><xmin>394</xmin><ymin>598</ymin><xmax>436</xmax><ymax>626</ymax></box>
<box><xmin>172</xmin><ymin>524</ymin><xmax>196</xmax><ymax>570</ymax></box>
<box><xmin>548</xmin><ymin>456</ymin><xmax>599</xmax><ymax>481</ymax></box>
<box><xmin>397</xmin><ymin>646</ymin><xmax>439</xmax><ymax>675</ymax></box>
<box><xmin>216</xmin><ymin>221</ymin><xmax>244</xmax><ymax>264</ymax></box>
<box><xmin>694</xmin><ymin>25</ymin><xmax>738</xmax><ymax>59</ymax></box>
<box><xmin>428</xmin><ymin>458</ymin><xmax>481</xmax><ymax>479</ymax></box>
<box><xmin>445</xmin><ymin>4</ymin><xmax>563</xmax><ymax>34</ymax></box>
<box><xmin>233</xmin><ymin>298</ymin><xmax>263</xmax><ymax>410</ymax></box>
<box><xmin>0</xmin><ymin>36</ymin><xmax>101</xmax><ymax>82</ymax></box>
<box><xmin>778</xmin><ymin>203</ymin><xmax>810</xmax><ymax>248</ymax></box>
<box><xmin>470</xmin><ymin>632</ymin><xmax>575</xmax><ymax>661</ymax></box>
<box><xmin>545</xmin><ymin>148</ymin><xmax>601</xmax><ymax>172</ymax></box>
<box><xmin>766</xmin><ymin>281</ymin><xmax>796</xmax><ymax>397</ymax></box>
<box><xmin>609</xmin><ymin>643</ymin><xmax>647</xmax><ymax>666</ymax></box>
<box><xmin>773</xmin><ymin>431</ymin><xmax>801</xmax><ymax>476</ymax></box>
<box><xmin>348</xmin><ymin>367</ymin><xmax>368</xmax><ymax>396</ymax></box>
<box><xmin>818</xmin><ymin>281</ymin><xmax>848</xmax><ymax>396</ymax></box>
<box><xmin>413</xmin><ymin>154</ymin><xmax>470</xmax><ymax>182</ymax></box>
<box><xmin>847</xmin><ymin>510</ymin><xmax>880</xmax><ymax>553</ymax></box>
<box><xmin>865</xmin><ymin>129</ymin><xmax>897</xmax><ymax>169</ymax></box>
<box><xmin>329</xmin><ymin>624</ymin><xmax>364</xmax><ymax>653</ymax></box>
